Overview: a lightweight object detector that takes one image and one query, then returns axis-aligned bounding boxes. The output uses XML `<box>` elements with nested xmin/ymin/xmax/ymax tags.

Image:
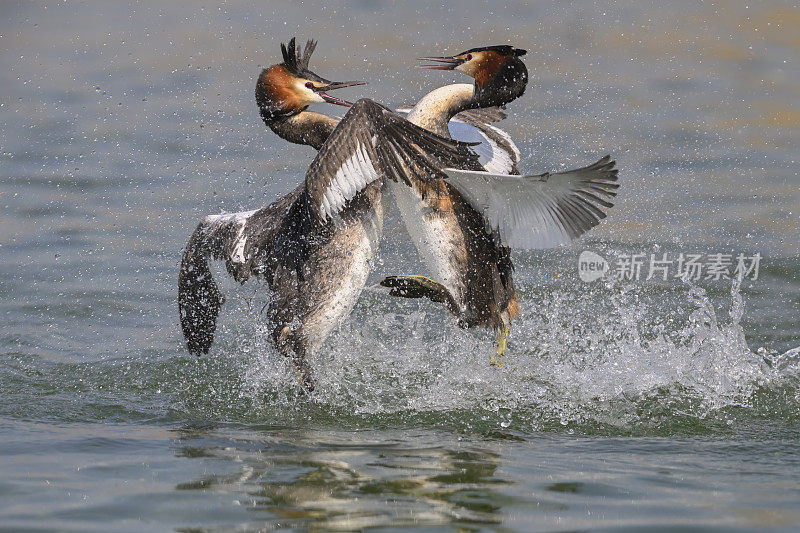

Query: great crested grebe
<box><xmin>179</xmin><ymin>38</ymin><xmax>372</xmax><ymax>392</ymax></box>
<box><xmin>379</xmin><ymin>45</ymin><xmax>619</xmax><ymax>362</ymax></box>
<box><xmin>179</xmin><ymin>38</ymin><xmax>480</xmax><ymax>392</ymax></box>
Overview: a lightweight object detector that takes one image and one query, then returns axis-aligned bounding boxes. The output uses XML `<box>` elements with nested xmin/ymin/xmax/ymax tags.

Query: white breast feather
<box><xmin>388</xmin><ymin>180</ymin><xmax>464</xmax><ymax>307</ymax></box>
<box><xmin>303</xmin><ymin>198</ymin><xmax>386</xmax><ymax>353</ymax></box>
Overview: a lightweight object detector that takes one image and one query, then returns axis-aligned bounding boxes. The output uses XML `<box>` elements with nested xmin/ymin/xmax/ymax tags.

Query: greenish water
<box><xmin>1</xmin><ymin>1</ymin><xmax>799</xmax><ymax>531</ymax></box>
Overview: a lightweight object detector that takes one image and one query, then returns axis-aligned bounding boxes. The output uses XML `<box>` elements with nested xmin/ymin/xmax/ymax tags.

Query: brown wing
<box><xmin>178</xmin><ymin>187</ymin><xmax>303</xmax><ymax>355</ymax></box>
<box><xmin>304</xmin><ymin>98</ymin><xmax>482</xmax><ymax>221</ymax></box>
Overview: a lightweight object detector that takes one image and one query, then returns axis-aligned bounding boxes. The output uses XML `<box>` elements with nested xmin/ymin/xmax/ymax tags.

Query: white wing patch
<box><xmin>320</xmin><ymin>143</ymin><xmax>379</xmax><ymax>220</ymax></box>
<box><xmin>203</xmin><ymin>209</ymin><xmax>257</xmax><ymax>225</ymax></box>
<box><xmin>202</xmin><ymin>209</ymin><xmax>258</xmax><ymax>265</ymax></box>
<box><xmin>443</xmin><ymin>162</ymin><xmax>617</xmax><ymax>249</ymax></box>
<box><xmin>448</xmin><ymin>120</ymin><xmax>518</xmax><ymax>174</ymax></box>
<box><xmin>399</xmin><ymin>104</ymin><xmax>520</xmax><ymax>173</ymax></box>
<box><xmin>485</xmin><ymin>122</ymin><xmax>520</xmax><ymax>161</ymax></box>
<box><xmin>231</xmin><ymin>223</ymin><xmax>249</xmax><ymax>264</ymax></box>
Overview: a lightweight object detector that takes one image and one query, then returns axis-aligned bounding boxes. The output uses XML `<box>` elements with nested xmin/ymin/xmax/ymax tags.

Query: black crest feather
<box><xmin>281</xmin><ymin>37</ymin><xmax>318</xmax><ymax>76</ymax></box>
<box><xmin>461</xmin><ymin>44</ymin><xmax>527</xmax><ymax>57</ymax></box>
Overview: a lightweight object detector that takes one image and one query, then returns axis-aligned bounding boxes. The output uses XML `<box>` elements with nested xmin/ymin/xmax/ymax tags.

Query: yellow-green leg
<box><xmin>490</xmin><ymin>327</ymin><xmax>510</xmax><ymax>367</ymax></box>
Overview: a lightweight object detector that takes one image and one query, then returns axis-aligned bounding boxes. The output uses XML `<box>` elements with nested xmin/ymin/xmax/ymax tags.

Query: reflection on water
<box><xmin>2</xmin><ymin>420</ymin><xmax>800</xmax><ymax>531</ymax></box>
<box><xmin>164</xmin><ymin>424</ymin><xmax>800</xmax><ymax>531</ymax></box>
<box><xmin>172</xmin><ymin>425</ymin><xmax>507</xmax><ymax>530</ymax></box>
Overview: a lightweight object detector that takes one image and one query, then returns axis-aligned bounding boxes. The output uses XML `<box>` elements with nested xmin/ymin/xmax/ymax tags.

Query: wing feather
<box><xmin>178</xmin><ymin>188</ymin><xmax>303</xmax><ymax>355</ymax></box>
<box><xmin>178</xmin><ymin>210</ymin><xmax>255</xmax><ymax>355</ymax></box>
<box><xmin>443</xmin><ymin>156</ymin><xmax>619</xmax><ymax>249</ymax></box>
<box><xmin>397</xmin><ymin>103</ymin><xmax>518</xmax><ymax>173</ymax></box>
<box><xmin>305</xmin><ymin>99</ymin><xmax>482</xmax><ymax>220</ymax></box>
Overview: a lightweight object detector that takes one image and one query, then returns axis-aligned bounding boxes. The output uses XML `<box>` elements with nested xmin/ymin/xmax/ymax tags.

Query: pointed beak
<box><xmin>417</xmin><ymin>56</ymin><xmax>464</xmax><ymax>70</ymax></box>
<box><xmin>312</xmin><ymin>80</ymin><xmax>366</xmax><ymax>107</ymax></box>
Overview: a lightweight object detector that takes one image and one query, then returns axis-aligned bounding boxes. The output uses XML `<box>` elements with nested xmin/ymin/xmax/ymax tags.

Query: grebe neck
<box><xmin>406</xmin><ymin>83</ymin><xmax>476</xmax><ymax>138</ymax></box>
<box><xmin>267</xmin><ymin>110</ymin><xmax>339</xmax><ymax>150</ymax></box>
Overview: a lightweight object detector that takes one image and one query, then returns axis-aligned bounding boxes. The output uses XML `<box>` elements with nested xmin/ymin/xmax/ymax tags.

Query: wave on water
<box><xmin>178</xmin><ymin>275</ymin><xmax>800</xmax><ymax>434</ymax></box>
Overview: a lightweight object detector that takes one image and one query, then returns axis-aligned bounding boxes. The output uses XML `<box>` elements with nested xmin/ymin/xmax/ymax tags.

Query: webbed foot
<box><xmin>380</xmin><ymin>274</ymin><xmax>451</xmax><ymax>303</ymax></box>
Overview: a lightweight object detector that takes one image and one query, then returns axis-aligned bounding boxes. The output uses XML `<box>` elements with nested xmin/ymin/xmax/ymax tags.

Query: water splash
<box><xmin>189</xmin><ymin>277</ymin><xmax>800</xmax><ymax>434</ymax></box>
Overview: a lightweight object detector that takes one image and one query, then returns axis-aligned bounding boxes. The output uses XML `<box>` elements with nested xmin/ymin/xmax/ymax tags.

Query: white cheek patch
<box><xmin>294</xmin><ymin>80</ymin><xmax>324</xmax><ymax>103</ymax></box>
<box><xmin>458</xmin><ymin>57</ymin><xmax>479</xmax><ymax>77</ymax></box>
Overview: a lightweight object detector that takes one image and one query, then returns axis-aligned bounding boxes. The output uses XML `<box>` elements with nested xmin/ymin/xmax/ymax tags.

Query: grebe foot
<box><xmin>491</xmin><ymin>327</ymin><xmax>510</xmax><ymax>367</ymax></box>
<box><xmin>379</xmin><ymin>274</ymin><xmax>450</xmax><ymax>304</ymax></box>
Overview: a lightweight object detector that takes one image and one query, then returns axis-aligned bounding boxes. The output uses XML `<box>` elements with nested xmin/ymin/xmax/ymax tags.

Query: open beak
<box><xmin>313</xmin><ymin>80</ymin><xmax>366</xmax><ymax>107</ymax></box>
<box><xmin>417</xmin><ymin>56</ymin><xmax>464</xmax><ymax>70</ymax></box>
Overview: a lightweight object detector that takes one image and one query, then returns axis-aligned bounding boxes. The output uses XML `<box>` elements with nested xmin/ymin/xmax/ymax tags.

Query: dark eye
<box><xmin>305</xmin><ymin>82</ymin><xmax>314</xmax><ymax>89</ymax></box>
<box><xmin>466</xmin><ymin>54</ymin><xmax>473</xmax><ymax>61</ymax></box>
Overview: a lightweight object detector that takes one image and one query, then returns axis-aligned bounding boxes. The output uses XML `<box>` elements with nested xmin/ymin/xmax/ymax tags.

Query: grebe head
<box><xmin>256</xmin><ymin>37</ymin><xmax>365</xmax><ymax>123</ymax></box>
<box><xmin>419</xmin><ymin>45</ymin><xmax>528</xmax><ymax>106</ymax></box>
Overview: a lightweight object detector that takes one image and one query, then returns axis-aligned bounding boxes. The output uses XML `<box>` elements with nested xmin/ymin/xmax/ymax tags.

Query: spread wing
<box><xmin>178</xmin><ymin>187</ymin><xmax>303</xmax><ymax>355</ymax></box>
<box><xmin>443</xmin><ymin>156</ymin><xmax>619</xmax><ymax>249</ymax></box>
<box><xmin>305</xmin><ymin>98</ymin><xmax>482</xmax><ymax>220</ymax></box>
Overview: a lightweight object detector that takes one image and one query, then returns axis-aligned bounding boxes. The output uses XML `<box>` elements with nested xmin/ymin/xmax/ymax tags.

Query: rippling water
<box><xmin>2</xmin><ymin>1</ymin><xmax>799</xmax><ymax>531</ymax></box>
